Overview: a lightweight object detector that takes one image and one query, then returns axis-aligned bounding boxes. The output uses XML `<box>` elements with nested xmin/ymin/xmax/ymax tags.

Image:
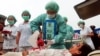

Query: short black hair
<box><xmin>90</xmin><ymin>25</ymin><xmax>95</xmax><ymax>31</ymax></box>
<box><xmin>78</xmin><ymin>43</ymin><xmax>93</xmax><ymax>56</ymax></box>
<box><xmin>0</xmin><ymin>14</ymin><xmax>7</xmax><ymax>25</ymax></box>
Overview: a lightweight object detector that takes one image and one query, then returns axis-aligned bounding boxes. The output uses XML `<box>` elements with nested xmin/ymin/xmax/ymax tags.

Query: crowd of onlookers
<box><xmin>0</xmin><ymin>1</ymin><xmax>100</xmax><ymax>56</ymax></box>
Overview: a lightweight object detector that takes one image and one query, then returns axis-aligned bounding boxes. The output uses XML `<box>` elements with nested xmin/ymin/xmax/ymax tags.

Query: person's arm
<box><xmin>66</xmin><ymin>26</ymin><xmax>74</xmax><ymax>40</ymax></box>
<box><xmin>16</xmin><ymin>31</ymin><xmax>21</xmax><ymax>45</ymax></box>
<box><xmin>87</xmin><ymin>32</ymin><xmax>94</xmax><ymax>37</ymax></box>
<box><xmin>16</xmin><ymin>25</ymin><xmax>22</xmax><ymax>45</ymax></box>
<box><xmin>29</xmin><ymin>14</ymin><xmax>45</xmax><ymax>48</ymax></box>
<box><xmin>54</xmin><ymin>22</ymin><xmax>67</xmax><ymax>44</ymax></box>
<box><xmin>30</xmin><ymin>14</ymin><xmax>45</xmax><ymax>32</ymax></box>
<box><xmin>70</xmin><ymin>26</ymin><xmax>74</xmax><ymax>37</ymax></box>
<box><xmin>87</xmin><ymin>27</ymin><xmax>94</xmax><ymax>37</ymax></box>
<box><xmin>2</xmin><ymin>27</ymin><xmax>9</xmax><ymax>40</ymax></box>
<box><xmin>98</xmin><ymin>34</ymin><xmax>100</xmax><ymax>38</ymax></box>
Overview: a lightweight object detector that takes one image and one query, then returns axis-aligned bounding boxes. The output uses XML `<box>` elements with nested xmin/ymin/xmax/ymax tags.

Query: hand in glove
<box><xmin>28</xmin><ymin>30</ymin><xmax>40</xmax><ymax>48</ymax></box>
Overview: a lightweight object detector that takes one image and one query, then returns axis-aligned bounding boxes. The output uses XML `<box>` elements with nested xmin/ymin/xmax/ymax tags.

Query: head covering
<box><xmin>21</xmin><ymin>10</ymin><xmax>31</xmax><ymax>18</ymax></box>
<box><xmin>78</xmin><ymin>21</ymin><xmax>85</xmax><ymax>25</ymax></box>
<box><xmin>63</xmin><ymin>17</ymin><xmax>68</xmax><ymax>22</ymax></box>
<box><xmin>90</xmin><ymin>25</ymin><xmax>95</xmax><ymax>30</ymax></box>
<box><xmin>7</xmin><ymin>15</ymin><xmax>17</xmax><ymax>23</ymax></box>
<box><xmin>45</xmin><ymin>1</ymin><xmax>59</xmax><ymax>12</ymax></box>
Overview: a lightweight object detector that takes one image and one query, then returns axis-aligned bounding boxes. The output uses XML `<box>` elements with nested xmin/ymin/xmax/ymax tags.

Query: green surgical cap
<box><xmin>63</xmin><ymin>17</ymin><xmax>68</xmax><ymax>22</ymax></box>
<box><xmin>45</xmin><ymin>1</ymin><xmax>59</xmax><ymax>12</ymax></box>
<box><xmin>7</xmin><ymin>15</ymin><xmax>17</xmax><ymax>23</ymax></box>
<box><xmin>22</xmin><ymin>10</ymin><xmax>29</xmax><ymax>13</ymax></box>
<box><xmin>22</xmin><ymin>10</ymin><xmax>31</xmax><ymax>18</ymax></box>
<box><xmin>78</xmin><ymin>21</ymin><xmax>85</xmax><ymax>25</ymax></box>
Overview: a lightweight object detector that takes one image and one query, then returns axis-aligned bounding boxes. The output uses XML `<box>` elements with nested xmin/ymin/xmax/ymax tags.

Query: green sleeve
<box><xmin>69</xmin><ymin>26</ymin><xmax>74</xmax><ymax>38</ymax></box>
<box><xmin>65</xmin><ymin>25</ymin><xmax>74</xmax><ymax>40</ymax></box>
<box><xmin>54</xmin><ymin>16</ymin><xmax>67</xmax><ymax>44</ymax></box>
<box><xmin>30</xmin><ymin>14</ymin><xmax>46</xmax><ymax>32</ymax></box>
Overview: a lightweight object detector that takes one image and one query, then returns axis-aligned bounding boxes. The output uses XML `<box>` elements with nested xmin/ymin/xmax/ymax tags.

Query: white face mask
<box><xmin>79</xmin><ymin>24</ymin><xmax>84</xmax><ymax>28</ymax></box>
<box><xmin>47</xmin><ymin>14</ymin><xmax>56</xmax><ymax>19</ymax></box>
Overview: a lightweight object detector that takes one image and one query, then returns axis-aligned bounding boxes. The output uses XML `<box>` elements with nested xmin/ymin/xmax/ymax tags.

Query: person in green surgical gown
<box><xmin>63</xmin><ymin>17</ymin><xmax>74</xmax><ymax>49</ymax></box>
<box><xmin>30</xmin><ymin>1</ymin><xmax>67</xmax><ymax>49</ymax></box>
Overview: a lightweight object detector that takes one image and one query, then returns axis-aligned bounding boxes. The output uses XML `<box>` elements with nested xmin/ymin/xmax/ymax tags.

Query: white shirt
<box><xmin>80</xmin><ymin>27</ymin><xmax>95</xmax><ymax>49</ymax></box>
<box><xmin>28</xmin><ymin>49</ymin><xmax>72</xmax><ymax>56</ymax></box>
<box><xmin>3</xmin><ymin>25</ymin><xmax>17</xmax><ymax>49</ymax></box>
<box><xmin>18</xmin><ymin>22</ymin><xmax>32</xmax><ymax>47</ymax></box>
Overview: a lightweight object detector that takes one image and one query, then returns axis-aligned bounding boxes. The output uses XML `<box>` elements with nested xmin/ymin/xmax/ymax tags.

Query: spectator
<box><xmin>3</xmin><ymin>15</ymin><xmax>17</xmax><ymax>53</ymax></box>
<box><xmin>63</xmin><ymin>17</ymin><xmax>74</xmax><ymax>49</ymax></box>
<box><xmin>77</xmin><ymin>21</ymin><xmax>95</xmax><ymax>50</ymax></box>
<box><xmin>0</xmin><ymin>14</ymin><xmax>6</xmax><ymax>54</ymax></box>
<box><xmin>16</xmin><ymin>10</ymin><xmax>32</xmax><ymax>52</ymax></box>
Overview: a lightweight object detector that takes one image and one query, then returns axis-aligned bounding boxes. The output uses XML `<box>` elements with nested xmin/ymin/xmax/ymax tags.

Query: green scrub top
<box><xmin>64</xmin><ymin>24</ymin><xmax>74</xmax><ymax>49</ymax></box>
<box><xmin>30</xmin><ymin>14</ymin><xmax>67</xmax><ymax>49</ymax></box>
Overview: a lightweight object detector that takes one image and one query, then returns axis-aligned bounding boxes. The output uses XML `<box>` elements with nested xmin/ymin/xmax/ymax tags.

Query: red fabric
<box><xmin>2</xmin><ymin>30</ymin><xmax>10</xmax><ymax>34</ymax></box>
<box><xmin>32</xmin><ymin>33</ymin><xmax>45</xmax><ymax>50</ymax></box>
<box><xmin>31</xmin><ymin>38</ymin><xmax>44</xmax><ymax>50</ymax></box>
<box><xmin>37</xmin><ymin>32</ymin><xmax>44</xmax><ymax>48</ymax></box>
<box><xmin>37</xmin><ymin>38</ymin><xmax>44</xmax><ymax>48</ymax></box>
